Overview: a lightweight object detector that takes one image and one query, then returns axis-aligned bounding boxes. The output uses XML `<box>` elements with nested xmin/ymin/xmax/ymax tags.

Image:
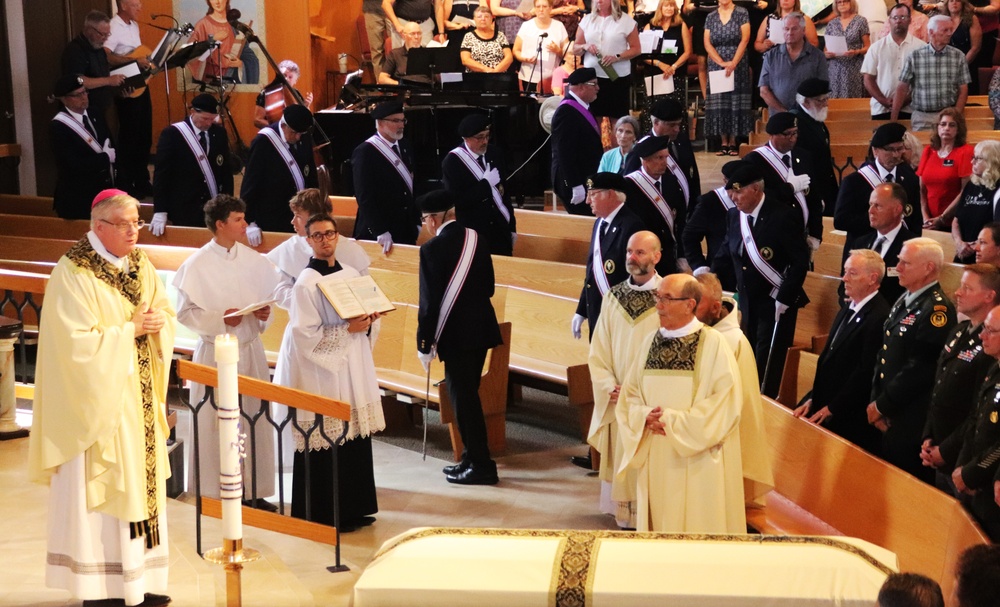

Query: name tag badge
<box><xmin>943</xmin><ymin>159</ymin><xmax>955</xmax><ymax>167</ymax></box>
<box><xmin>887</xmin><ymin>266</ymin><xmax>899</xmax><ymax>277</ymax></box>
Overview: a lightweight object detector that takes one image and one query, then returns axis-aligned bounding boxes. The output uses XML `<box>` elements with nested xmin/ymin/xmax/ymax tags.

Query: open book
<box><xmin>317</xmin><ymin>274</ymin><xmax>395</xmax><ymax>319</ymax></box>
<box><xmin>223</xmin><ymin>298</ymin><xmax>277</xmax><ymax>318</ymax></box>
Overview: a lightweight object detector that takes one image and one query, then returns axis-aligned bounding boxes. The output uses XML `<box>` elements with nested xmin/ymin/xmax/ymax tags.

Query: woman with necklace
<box><xmin>919</xmin><ymin>107</ymin><xmax>975</xmax><ymax>229</ymax></box>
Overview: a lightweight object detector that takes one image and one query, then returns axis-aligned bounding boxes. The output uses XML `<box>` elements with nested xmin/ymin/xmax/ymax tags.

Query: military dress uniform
<box><xmin>240</xmin><ymin>123</ymin><xmax>317</xmax><ymax>233</ymax></box>
<box><xmin>925</xmin><ymin>321</ymin><xmax>991</xmax><ymax>448</ymax></box>
<box><xmin>351</xmin><ymin>135</ymin><xmax>420</xmax><ymax>245</ymax></box>
<box><xmin>841</xmin><ymin>224</ymin><xmax>916</xmax><ymax>305</ymax></box>
<box><xmin>50</xmin><ymin>108</ymin><xmax>115</xmax><ymax>220</ymax></box>
<box><xmin>551</xmin><ymin>91</ymin><xmax>603</xmax><ymax>216</ymax></box>
<box><xmin>152</xmin><ymin>118</ymin><xmax>233</xmax><ymax>227</ymax></box>
<box><xmin>871</xmin><ymin>283</ymin><xmax>957</xmax><ymax>482</ymax></box>
<box><xmin>949</xmin><ymin>362</ymin><xmax>1000</xmax><ymax>540</ymax></box>
<box><xmin>441</xmin><ymin>142</ymin><xmax>517</xmax><ymax>256</ymax></box>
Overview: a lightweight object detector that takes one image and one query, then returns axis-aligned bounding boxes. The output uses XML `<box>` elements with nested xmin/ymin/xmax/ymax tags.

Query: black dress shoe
<box><xmin>242</xmin><ymin>498</ymin><xmax>279</xmax><ymax>513</ymax></box>
<box><xmin>140</xmin><ymin>594</ymin><xmax>172</xmax><ymax>607</ymax></box>
<box><xmin>570</xmin><ymin>454</ymin><xmax>593</xmax><ymax>469</ymax></box>
<box><xmin>443</xmin><ymin>461</ymin><xmax>470</xmax><ymax>475</ymax></box>
<box><xmin>82</xmin><ymin>600</ymin><xmax>125</xmax><ymax>607</ymax></box>
<box><xmin>339</xmin><ymin>515</ymin><xmax>376</xmax><ymax>533</ymax></box>
<box><xmin>447</xmin><ymin>462</ymin><xmax>499</xmax><ymax>485</ymax></box>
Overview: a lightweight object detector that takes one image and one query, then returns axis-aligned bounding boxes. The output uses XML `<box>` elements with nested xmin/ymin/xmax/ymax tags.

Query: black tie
<box><xmin>600</xmin><ymin>220</ymin><xmax>609</xmax><ymax>240</ymax></box>
<box><xmin>873</xmin><ymin>236</ymin><xmax>887</xmax><ymax>255</ymax></box>
<box><xmin>885</xmin><ymin>173</ymin><xmax>894</xmax><ymax>183</ymax></box>
<box><xmin>478</xmin><ymin>155</ymin><xmax>486</xmax><ymax>171</ymax></box>
<box><xmin>748</xmin><ymin>215</ymin><xmax>755</xmax><ymax>230</ymax></box>
<box><xmin>831</xmin><ymin>308</ymin><xmax>856</xmax><ymax>345</ymax></box>
<box><xmin>392</xmin><ymin>143</ymin><xmax>401</xmax><ymax>158</ymax></box>
<box><xmin>782</xmin><ymin>154</ymin><xmax>791</xmax><ymax>169</ymax></box>
<box><xmin>654</xmin><ymin>180</ymin><xmax>662</xmax><ymax>195</ymax></box>
<box><xmin>199</xmin><ymin>131</ymin><xmax>208</xmax><ymax>155</ymax></box>
<box><xmin>82</xmin><ymin>114</ymin><xmax>98</xmax><ymax>140</ymax></box>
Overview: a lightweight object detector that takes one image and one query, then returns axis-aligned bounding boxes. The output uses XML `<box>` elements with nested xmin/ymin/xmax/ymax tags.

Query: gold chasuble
<box><xmin>29</xmin><ymin>238</ymin><xmax>176</xmax><ymax>541</ymax></box>
<box><xmin>617</xmin><ymin>324</ymin><xmax>746</xmax><ymax>533</ymax></box>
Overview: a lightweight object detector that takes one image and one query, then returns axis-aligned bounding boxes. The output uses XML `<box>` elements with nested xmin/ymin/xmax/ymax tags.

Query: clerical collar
<box><xmin>86</xmin><ymin>230</ymin><xmax>128</xmax><ymax>272</ymax></box>
<box><xmin>208</xmin><ymin>238</ymin><xmax>238</xmax><ymax>260</ymax></box>
<box><xmin>850</xmin><ymin>290</ymin><xmax>878</xmax><ymax>313</ymax></box>
<box><xmin>659</xmin><ymin>317</ymin><xmax>703</xmax><ymax>338</ymax></box>
<box><xmin>874</xmin><ymin>159</ymin><xmax>896</xmax><ymax>181</ymax></box>
<box><xmin>436</xmin><ymin>218</ymin><xmax>458</xmax><ymax>236</ymax></box>
<box><xmin>567</xmin><ymin>90</ymin><xmax>589</xmax><ymax>109</ymax></box>
<box><xmin>307</xmin><ymin>256</ymin><xmax>342</xmax><ymax>276</ymax></box>
<box><xmin>904</xmin><ymin>281</ymin><xmax>936</xmax><ymax>307</ymax></box>
<box><xmin>627</xmin><ymin>273</ymin><xmax>661</xmax><ymax>291</ymax></box>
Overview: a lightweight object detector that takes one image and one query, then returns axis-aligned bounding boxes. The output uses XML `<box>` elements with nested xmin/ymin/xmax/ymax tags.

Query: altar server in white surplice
<box><xmin>695</xmin><ymin>271</ymin><xmax>774</xmax><ymax>508</ymax></box>
<box><xmin>617</xmin><ymin>273</ymin><xmax>746</xmax><ymax>533</ymax></box>
<box><xmin>28</xmin><ymin>190</ymin><xmax>175</xmax><ymax>607</ymax></box>
<box><xmin>173</xmin><ymin>194</ymin><xmax>284</xmax><ymax>505</ymax></box>
<box><xmin>587</xmin><ymin>231</ymin><xmax>663</xmax><ymax>529</ymax></box>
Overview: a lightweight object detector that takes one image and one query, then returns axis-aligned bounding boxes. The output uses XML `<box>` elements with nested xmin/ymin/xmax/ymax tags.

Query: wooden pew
<box><xmin>824</xmin><ymin>106</ymin><xmax>995</xmax><ymax>122</ymax></box>
<box><xmin>796</xmin><ymin>273</ymin><xmax>843</xmax><ymax>348</ymax></box>
<box><xmin>0</xmin><ymin>194</ymin><xmax>154</xmax><ymax>221</ymax></box>
<box><xmin>826</xmin><ymin>95</ymin><xmax>989</xmax><ymax>110</ymax></box>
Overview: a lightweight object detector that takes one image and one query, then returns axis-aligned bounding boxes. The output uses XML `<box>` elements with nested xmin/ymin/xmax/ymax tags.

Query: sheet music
<box><xmin>768</xmin><ymin>24</ymin><xmax>784</xmax><ymax>45</ymax></box>
<box><xmin>222</xmin><ymin>298</ymin><xmax>277</xmax><ymax>318</ymax></box>
<box><xmin>516</xmin><ymin>0</ymin><xmax>534</xmax><ymax>12</ymax></box>
<box><xmin>825</xmin><ymin>35</ymin><xmax>848</xmax><ymax>55</ymax></box>
<box><xmin>708</xmin><ymin>69</ymin><xmax>735</xmax><ymax>94</ymax></box>
<box><xmin>644</xmin><ymin>73</ymin><xmax>675</xmax><ymax>96</ymax></box>
<box><xmin>111</xmin><ymin>63</ymin><xmax>141</xmax><ymax>78</ymax></box>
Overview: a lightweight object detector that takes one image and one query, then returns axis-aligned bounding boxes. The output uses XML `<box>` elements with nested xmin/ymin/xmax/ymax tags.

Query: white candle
<box><xmin>215</xmin><ymin>333</ymin><xmax>242</xmax><ymax>542</ymax></box>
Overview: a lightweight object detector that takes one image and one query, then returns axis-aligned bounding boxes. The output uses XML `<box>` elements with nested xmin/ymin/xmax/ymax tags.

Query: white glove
<box><xmin>150</xmin><ymin>212</ymin><xmax>168</xmax><ymax>237</ymax></box>
<box><xmin>246</xmin><ymin>222</ymin><xmax>262</xmax><ymax>247</ymax></box>
<box><xmin>376</xmin><ymin>231</ymin><xmax>394</xmax><ymax>254</ymax></box>
<box><xmin>788</xmin><ymin>173</ymin><xmax>811</xmax><ymax>193</ymax></box>
<box><xmin>102</xmin><ymin>139</ymin><xmax>116</xmax><ymax>164</ymax></box>
<box><xmin>484</xmin><ymin>167</ymin><xmax>501</xmax><ymax>188</ymax></box>
<box><xmin>775</xmin><ymin>302</ymin><xmax>789</xmax><ymax>323</ymax></box>
<box><xmin>806</xmin><ymin>235</ymin><xmax>821</xmax><ymax>251</ymax></box>
<box><xmin>677</xmin><ymin>258</ymin><xmax>692</xmax><ymax>274</ymax></box>
<box><xmin>417</xmin><ymin>348</ymin><xmax>435</xmax><ymax>372</ymax></box>
<box><xmin>692</xmin><ymin>265</ymin><xmax>711</xmax><ymax>277</ymax></box>
<box><xmin>571</xmin><ymin>313</ymin><xmax>585</xmax><ymax>339</ymax></box>
<box><xmin>570</xmin><ymin>184</ymin><xmax>586</xmax><ymax>205</ymax></box>
<box><xmin>511</xmin><ymin>232</ymin><xmax>518</xmax><ymax>248</ymax></box>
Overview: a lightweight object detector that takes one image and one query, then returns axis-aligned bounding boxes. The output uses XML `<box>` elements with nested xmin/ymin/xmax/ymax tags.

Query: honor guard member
<box><xmin>684</xmin><ymin>160</ymin><xmax>741</xmax><ymax>286</ymax></box>
<box><xmin>712</xmin><ymin>163</ymin><xmax>811</xmax><ymax>397</ymax></box>
<box><xmin>919</xmin><ymin>265</ymin><xmax>1000</xmax><ymax>490</ymax></box>
<box><xmin>572</xmin><ymin>172</ymin><xmax>646</xmax><ymax>340</ymax></box>
<box><xmin>150</xmin><ymin>93</ymin><xmax>233</xmax><ymax>235</ymax></box>
<box><xmin>835</xmin><ymin>122</ymin><xmax>923</xmax><ymax>246</ymax></box>
<box><xmin>352</xmin><ymin>100</ymin><xmax>421</xmax><ymax>253</ymax></box>
<box><xmin>416</xmin><ymin>190</ymin><xmax>503</xmax><ymax>485</ymax></box>
<box><xmin>622</xmin><ymin>99</ymin><xmax>701</xmax><ymax>215</ymax></box>
<box><xmin>867</xmin><ymin>237</ymin><xmax>956</xmax><ymax>483</ymax></box>
<box><xmin>794</xmin><ymin>249</ymin><xmax>891</xmax><ymax>454</ymax></box>
<box><xmin>240</xmin><ymin>104</ymin><xmax>317</xmax><ymax>243</ymax></box>
<box><xmin>49</xmin><ymin>73</ymin><xmax>116</xmax><ymax>220</ymax></box>
<box><xmin>945</xmin><ymin>304</ymin><xmax>1000</xmax><ymax>540</ymax></box>
<box><xmin>790</xmin><ymin>78</ymin><xmax>838</xmax><ymax>213</ymax></box>
<box><xmin>586</xmin><ymin>231</ymin><xmax>663</xmax><ymax>524</ymax></box>
<box><xmin>441</xmin><ymin>113</ymin><xmax>517</xmax><ymax>256</ymax></box>
<box><xmin>623</xmin><ymin>135</ymin><xmax>685</xmax><ymax>276</ymax></box>
<box><xmin>744</xmin><ymin>112</ymin><xmax>824</xmax><ymax>250</ymax></box>
<box><xmin>551</xmin><ymin>68</ymin><xmax>604</xmax><ymax>216</ymax></box>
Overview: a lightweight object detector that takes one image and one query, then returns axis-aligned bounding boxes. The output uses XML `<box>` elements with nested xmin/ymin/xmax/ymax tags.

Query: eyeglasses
<box><xmin>100</xmin><ymin>219</ymin><xmax>145</xmax><ymax>232</ymax></box>
<box><xmin>653</xmin><ymin>294</ymin><xmax>692</xmax><ymax>303</ymax></box>
<box><xmin>381</xmin><ymin>117</ymin><xmax>407</xmax><ymax>124</ymax></box>
<box><xmin>65</xmin><ymin>90</ymin><xmax>88</xmax><ymax>98</ymax></box>
<box><xmin>308</xmin><ymin>230</ymin><xmax>338</xmax><ymax>242</ymax></box>
<box><xmin>981</xmin><ymin>325</ymin><xmax>1000</xmax><ymax>335</ymax></box>
<box><xmin>86</xmin><ymin>25</ymin><xmax>112</xmax><ymax>39</ymax></box>
<box><xmin>579</xmin><ymin>81</ymin><xmax>599</xmax><ymax>87</ymax></box>
<box><xmin>470</xmin><ymin>132</ymin><xmax>491</xmax><ymax>140</ymax></box>
<box><xmin>889</xmin><ymin>15</ymin><xmax>910</xmax><ymax>20</ymax></box>
<box><xmin>780</xmin><ymin>130</ymin><xmax>799</xmax><ymax>137</ymax></box>
<box><xmin>881</xmin><ymin>144</ymin><xmax>906</xmax><ymax>153</ymax></box>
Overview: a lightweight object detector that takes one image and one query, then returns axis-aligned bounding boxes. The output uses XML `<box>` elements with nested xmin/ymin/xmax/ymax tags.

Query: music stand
<box><xmin>166</xmin><ymin>40</ymin><xmax>215</xmax><ymax>71</ymax></box>
<box><xmin>407</xmin><ymin>47</ymin><xmax>463</xmax><ymax>90</ymax></box>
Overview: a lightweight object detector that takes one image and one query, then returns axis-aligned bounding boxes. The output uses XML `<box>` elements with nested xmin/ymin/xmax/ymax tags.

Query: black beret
<box><xmin>191</xmin><ymin>93</ymin><xmax>219</xmax><ymax>114</ymax></box>
<box><xmin>417</xmin><ymin>189</ymin><xmax>455</xmax><ymax>214</ymax></box>
<box><xmin>372</xmin><ymin>100</ymin><xmax>405</xmax><ymax>120</ymax></box>
<box><xmin>566</xmin><ymin>67</ymin><xmax>597</xmax><ymax>85</ymax></box>
<box><xmin>458</xmin><ymin>113</ymin><xmax>491</xmax><ymax>138</ymax></box>
<box><xmin>721</xmin><ymin>159</ymin><xmax>749</xmax><ymax>180</ymax></box>
<box><xmin>586</xmin><ymin>172</ymin><xmax>627</xmax><ymax>192</ymax></box>
<box><xmin>283</xmin><ymin>104</ymin><xmax>313</xmax><ymax>133</ymax></box>
<box><xmin>650</xmin><ymin>98</ymin><xmax>684</xmax><ymax>121</ymax></box>
<box><xmin>54</xmin><ymin>74</ymin><xmax>85</xmax><ymax>97</ymax></box>
<box><xmin>632</xmin><ymin>135</ymin><xmax>670</xmax><ymax>158</ymax></box>
<box><xmin>797</xmin><ymin>78</ymin><xmax>830</xmax><ymax>98</ymax></box>
<box><xmin>725</xmin><ymin>164</ymin><xmax>764</xmax><ymax>190</ymax></box>
<box><xmin>871</xmin><ymin>122</ymin><xmax>907</xmax><ymax>148</ymax></box>
<box><xmin>765</xmin><ymin>112</ymin><xmax>797</xmax><ymax>135</ymax></box>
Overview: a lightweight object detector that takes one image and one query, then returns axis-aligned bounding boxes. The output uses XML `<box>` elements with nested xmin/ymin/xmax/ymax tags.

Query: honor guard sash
<box><xmin>448</xmin><ymin>146</ymin><xmax>512</xmax><ymax>224</ymax></box>
<box><xmin>259</xmin><ymin>127</ymin><xmax>306</xmax><ymax>192</ymax></box>
<box><xmin>592</xmin><ymin>220</ymin><xmax>613</xmax><ymax>297</ymax></box>
<box><xmin>857</xmin><ymin>164</ymin><xmax>885</xmax><ymax>190</ymax></box>
<box><xmin>665</xmin><ymin>151</ymin><xmax>690</xmax><ymax>203</ymax></box>
<box><xmin>714</xmin><ymin>186</ymin><xmax>735</xmax><ymax>211</ymax></box>
<box><xmin>560</xmin><ymin>97</ymin><xmax>600</xmax><ymax>133</ymax></box>
<box><xmin>434</xmin><ymin>228</ymin><xmax>478</xmax><ymax>343</ymax></box>
<box><xmin>366</xmin><ymin>135</ymin><xmax>414</xmax><ymax>193</ymax></box>
<box><xmin>740</xmin><ymin>212</ymin><xmax>784</xmax><ymax>298</ymax></box>
<box><xmin>752</xmin><ymin>145</ymin><xmax>808</xmax><ymax>225</ymax></box>
<box><xmin>53</xmin><ymin>112</ymin><xmax>105</xmax><ymax>155</ymax></box>
<box><xmin>172</xmin><ymin>120</ymin><xmax>219</xmax><ymax>198</ymax></box>
<box><xmin>626</xmin><ymin>171</ymin><xmax>676</xmax><ymax>235</ymax></box>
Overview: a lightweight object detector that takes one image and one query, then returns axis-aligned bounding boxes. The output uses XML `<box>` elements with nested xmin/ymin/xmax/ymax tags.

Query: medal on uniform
<box><xmin>760</xmin><ymin>247</ymin><xmax>773</xmax><ymax>261</ymax></box>
<box><xmin>216</xmin><ymin>154</ymin><xmax>224</xmax><ymax>166</ymax></box>
<box><xmin>604</xmin><ymin>259</ymin><xmax>615</xmax><ymax>274</ymax></box>
<box><xmin>930</xmin><ymin>311</ymin><xmax>948</xmax><ymax>328</ymax></box>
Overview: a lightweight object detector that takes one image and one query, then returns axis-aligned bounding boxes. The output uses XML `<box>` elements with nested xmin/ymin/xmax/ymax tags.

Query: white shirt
<box><xmin>860</xmin><ymin>33</ymin><xmax>927</xmax><ymax>115</ymax></box>
<box><xmin>64</xmin><ymin>108</ymin><xmax>91</xmax><ymax>129</ymax></box>
<box><xmin>105</xmin><ymin>13</ymin><xmax>142</xmax><ymax>56</ymax></box>
<box><xmin>516</xmin><ymin>19</ymin><xmax>569</xmax><ymax>83</ymax></box>
<box><xmin>874</xmin><ymin>158</ymin><xmax>898</xmax><ymax>182</ymax></box>
<box><xmin>849</xmin><ymin>289</ymin><xmax>879</xmax><ymax>312</ymax></box>
<box><xmin>579</xmin><ymin>13</ymin><xmax>637</xmax><ymax>77</ymax></box>
<box><xmin>873</xmin><ymin>221</ymin><xmax>903</xmax><ymax>259</ymax></box>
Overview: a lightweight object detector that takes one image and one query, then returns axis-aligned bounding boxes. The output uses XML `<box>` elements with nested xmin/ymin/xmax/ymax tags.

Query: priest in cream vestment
<box><xmin>588</xmin><ymin>231</ymin><xmax>663</xmax><ymax>528</ymax></box>
<box><xmin>695</xmin><ymin>272</ymin><xmax>774</xmax><ymax>507</ymax></box>
<box><xmin>617</xmin><ymin>274</ymin><xmax>746</xmax><ymax>533</ymax></box>
<box><xmin>28</xmin><ymin>191</ymin><xmax>176</xmax><ymax>606</ymax></box>
<box><xmin>173</xmin><ymin>195</ymin><xmax>284</xmax><ymax>503</ymax></box>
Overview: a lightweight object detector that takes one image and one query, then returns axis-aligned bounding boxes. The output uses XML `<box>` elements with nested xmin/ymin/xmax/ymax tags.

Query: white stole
<box><xmin>172</xmin><ymin>120</ymin><xmax>219</xmax><ymax>198</ymax></box>
<box><xmin>448</xmin><ymin>146</ymin><xmax>511</xmax><ymax>224</ymax></box>
<box><xmin>435</xmin><ymin>228</ymin><xmax>478</xmax><ymax>343</ymax></box>
<box><xmin>259</xmin><ymin>128</ymin><xmax>306</xmax><ymax>192</ymax></box>
<box><xmin>366</xmin><ymin>135</ymin><xmax>413</xmax><ymax>193</ymax></box>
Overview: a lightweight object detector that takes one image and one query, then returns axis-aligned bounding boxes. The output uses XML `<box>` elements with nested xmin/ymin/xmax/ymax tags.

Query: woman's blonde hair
<box><xmin>833</xmin><ymin>0</ymin><xmax>859</xmax><ymax>17</ymax></box>
<box><xmin>972</xmin><ymin>140</ymin><xmax>1000</xmax><ymax>189</ymax></box>
<box><xmin>651</xmin><ymin>0</ymin><xmax>682</xmax><ymax>28</ymax></box>
<box><xmin>592</xmin><ymin>0</ymin><xmax>623</xmax><ymax>20</ymax></box>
